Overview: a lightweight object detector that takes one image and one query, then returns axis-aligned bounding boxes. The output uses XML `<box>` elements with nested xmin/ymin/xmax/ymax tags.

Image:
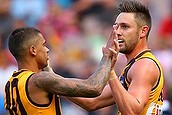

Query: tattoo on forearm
<box><xmin>33</xmin><ymin>56</ymin><xmax>111</xmax><ymax>97</ymax></box>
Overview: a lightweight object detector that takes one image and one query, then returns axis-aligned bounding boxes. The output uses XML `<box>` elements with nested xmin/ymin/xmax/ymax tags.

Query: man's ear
<box><xmin>29</xmin><ymin>45</ymin><xmax>36</xmax><ymax>56</ymax></box>
<box><xmin>140</xmin><ymin>25</ymin><xmax>149</xmax><ymax>38</ymax></box>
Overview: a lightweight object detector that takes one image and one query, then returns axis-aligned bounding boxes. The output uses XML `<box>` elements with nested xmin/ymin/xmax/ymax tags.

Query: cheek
<box><xmin>38</xmin><ymin>47</ymin><xmax>47</xmax><ymax>55</ymax></box>
<box><xmin>41</xmin><ymin>49</ymin><xmax>48</xmax><ymax>60</ymax></box>
<box><xmin>36</xmin><ymin>52</ymin><xmax>47</xmax><ymax>69</ymax></box>
<box><xmin>37</xmin><ymin>48</ymin><xmax>47</xmax><ymax>62</ymax></box>
<box><xmin>129</xmin><ymin>34</ymin><xmax>140</xmax><ymax>46</ymax></box>
<box><xmin>125</xmin><ymin>31</ymin><xmax>139</xmax><ymax>45</ymax></box>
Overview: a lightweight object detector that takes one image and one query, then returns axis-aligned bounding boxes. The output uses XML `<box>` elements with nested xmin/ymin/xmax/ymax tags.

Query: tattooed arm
<box><xmin>32</xmin><ymin>55</ymin><xmax>111</xmax><ymax>97</ymax></box>
<box><xmin>31</xmin><ymin>28</ymin><xmax>119</xmax><ymax>98</ymax></box>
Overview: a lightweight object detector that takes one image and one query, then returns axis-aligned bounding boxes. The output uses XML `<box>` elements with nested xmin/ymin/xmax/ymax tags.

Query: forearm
<box><xmin>33</xmin><ymin>56</ymin><xmax>111</xmax><ymax>97</ymax></box>
<box><xmin>63</xmin><ymin>56</ymin><xmax>112</xmax><ymax>97</ymax></box>
<box><xmin>67</xmin><ymin>96</ymin><xmax>115</xmax><ymax>112</ymax></box>
<box><xmin>32</xmin><ymin>28</ymin><xmax>119</xmax><ymax>97</ymax></box>
<box><xmin>66</xmin><ymin>97</ymin><xmax>96</xmax><ymax>111</ymax></box>
<box><xmin>66</xmin><ymin>85</ymin><xmax>115</xmax><ymax>111</ymax></box>
<box><xmin>85</xmin><ymin>56</ymin><xmax>111</xmax><ymax>94</ymax></box>
<box><xmin>108</xmin><ymin>71</ymin><xmax>143</xmax><ymax>114</ymax></box>
<box><xmin>33</xmin><ymin>73</ymin><xmax>96</xmax><ymax>97</ymax></box>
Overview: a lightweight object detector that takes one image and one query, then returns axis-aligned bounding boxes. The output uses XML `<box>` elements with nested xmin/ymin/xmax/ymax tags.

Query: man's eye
<box><xmin>122</xmin><ymin>26</ymin><xmax>128</xmax><ymax>29</ymax></box>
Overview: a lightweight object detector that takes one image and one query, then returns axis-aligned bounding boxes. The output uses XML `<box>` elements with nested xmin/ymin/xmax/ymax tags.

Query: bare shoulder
<box><xmin>128</xmin><ymin>58</ymin><xmax>159</xmax><ymax>86</ymax></box>
<box><xmin>28</xmin><ymin>71</ymin><xmax>54</xmax><ymax>93</ymax></box>
<box><xmin>27</xmin><ymin>72</ymin><xmax>52</xmax><ymax>104</ymax></box>
<box><xmin>126</xmin><ymin>58</ymin><xmax>160</xmax><ymax>105</ymax></box>
<box><xmin>30</xmin><ymin>71</ymin><xmax>63</xmax><ymax>91</ymax></box>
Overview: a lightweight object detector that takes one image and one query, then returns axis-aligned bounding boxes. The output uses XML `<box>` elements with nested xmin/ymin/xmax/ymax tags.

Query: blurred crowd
<box><xmin>0</xmin><ymin>0</ymin><xmax>172</xmax><ymax>115</ymax></box>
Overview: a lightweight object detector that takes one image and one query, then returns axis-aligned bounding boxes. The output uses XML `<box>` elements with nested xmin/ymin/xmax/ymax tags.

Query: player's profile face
<box><xmin>35</xmin><ymin>33</ymin><xmax>49</xmax><ymax>69</ymax></box>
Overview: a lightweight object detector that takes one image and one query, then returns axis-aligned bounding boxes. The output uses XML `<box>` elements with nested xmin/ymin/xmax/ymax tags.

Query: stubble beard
<box><xmin>119</xmin><ymin>45</ymin><xmax>133</xmax><ymax>55</ymax></box>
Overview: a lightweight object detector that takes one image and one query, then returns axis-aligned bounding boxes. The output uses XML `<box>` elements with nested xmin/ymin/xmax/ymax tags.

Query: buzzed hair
<box><xmin>118</xmin><ymin>0</ymin><xmax>151</xmax><ymax>38</ymax></box>
<box><xmin>8</xmin><ymin>27</ymin><xmax>41</xmax><ymax>60</ymax></box>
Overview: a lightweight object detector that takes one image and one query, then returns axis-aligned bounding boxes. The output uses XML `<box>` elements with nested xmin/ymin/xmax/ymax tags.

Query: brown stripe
<box><xmin>5</xmin><ymin>81</ymin><xmax>14</xmax><ymax>115</ymax></box>
<box><xmin>55</xmin><ymin>96</ymin><xmax>62</xmax><ymax>115</ymax></box>
<box><xmin>12</xmin><ymin>78</ymin><xmax>27</xmax><ymax>115</ymax></box>
<box><xmin>12</xmin><ymin>70</ymin><xmax>27</xmax><ymax>77</ymax></box>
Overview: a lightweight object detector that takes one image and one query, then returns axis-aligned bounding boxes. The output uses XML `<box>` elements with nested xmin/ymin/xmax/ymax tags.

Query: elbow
<box><xmin>84</xmin><ymin>106</ymin><xmax>95</xmax><ymax>112</ymax></box>
<box><xmin>86</xmin><ymin>108</ymin><xmax>96</xmax><ymax>112</ymax></box>
<box><xmin>82</xmin><ymin>100</ymin><xmax>99</xmax><ymax>112</ymax></box>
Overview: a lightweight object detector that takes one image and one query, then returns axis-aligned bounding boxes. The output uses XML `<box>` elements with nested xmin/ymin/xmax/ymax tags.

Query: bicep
<box><xmin>127</xmin><ymin>59</ymin><xmax>159</xmax><ymax>107</ymax></box>
<box><xmin>32</xmin><ymin>72</ymin><xmax>82</xmax><ymax>95</ymax></box>
<box><xmin>127</xmin><ymin>78</ymin><xmax>152</xmax><ymax>106</ymax></box>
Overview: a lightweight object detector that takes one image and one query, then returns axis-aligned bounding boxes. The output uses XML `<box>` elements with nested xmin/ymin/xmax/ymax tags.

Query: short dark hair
<box><xmin>8</xmin><ymin>27</ymin><xmax>41</xmax><ymax>60</ymax></box>
<box><xmin>118</xmin><ymin>0</ymin><xmax>151</xmax><ymax>38</ymax></box>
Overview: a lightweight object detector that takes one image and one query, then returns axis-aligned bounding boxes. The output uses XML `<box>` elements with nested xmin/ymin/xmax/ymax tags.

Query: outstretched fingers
<box><xmin>108</xmin><ymin>25</ymin><xmax>120</xmax><ymax>68</ymax></box>
<box><xmin>102</xmin><ymin>26</ymin><xmax>117</xmax><ymax>57</ymax></box>
<box><xmin>109</xmin><ymin>25</ymin><xmax>120</xmax><ymax>56</ymax></box>
<box><xmin>109</xmin><ymin>47</ymin><xmax>118</xmax><ymax>54</ymax></box>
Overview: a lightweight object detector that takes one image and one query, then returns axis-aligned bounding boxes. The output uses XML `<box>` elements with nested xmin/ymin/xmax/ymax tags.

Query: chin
<box><xmin>45</xmin><ymin>63</ymin><xmax>48</xmax><ymax>67</ymax></box>
<box><xmin>42</xmin><ymin>62</ymin><xmax>48</xmax><ymax>68</ymax></box>
<box><xmin>119</xmin><ymin>48</ymin><xmax>125</xmax><ymax>53</ymax></box>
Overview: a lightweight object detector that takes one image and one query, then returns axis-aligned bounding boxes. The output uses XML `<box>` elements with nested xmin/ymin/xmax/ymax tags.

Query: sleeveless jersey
<box><xmin>4</xmin><ymin>69</ymin><xmax>62</xmax><ymax>115</ymax></box>
<box><xmin>119</xmin><ymin>50</ymin><xmax>164</xmax><ymax>115</ymax></box>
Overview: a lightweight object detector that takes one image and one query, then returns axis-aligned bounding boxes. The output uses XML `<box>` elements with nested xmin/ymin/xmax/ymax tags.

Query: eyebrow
<box><xmin>114</xmin><ymin>22</ymin><xmax>129</xmax><ymax>27</ymax></box>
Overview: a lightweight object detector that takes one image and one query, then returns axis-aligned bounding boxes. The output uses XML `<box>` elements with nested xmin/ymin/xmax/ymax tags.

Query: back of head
<box><xmin>118</xmin><ymin>0</ymin><xmax>151</xmax><ymax>38</ymax></box>
<box><xmin>8</xmin><ymin>27</ymin><xmax>41</xmax><ymax>61</ymax></box>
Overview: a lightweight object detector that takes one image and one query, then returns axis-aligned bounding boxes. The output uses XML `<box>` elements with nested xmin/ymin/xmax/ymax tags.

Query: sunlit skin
<box><xmin>10</xmin><ymin>29</ymin><xmax>118</xmax><ymax>106</ymax></box>
<box><xmin>109</xmin><ymin>13</ymin><xmax>160</xmax><ymax>114</ymax></box>
<box><xmin>25</xmin><ymin>30</ymin><xmax>119</xmax><ymax>105</ymax></box>
<box><xmin>114</xmin><ymin>13</ymin><xmax>148</xmax><ymax>62</ymax></box>
<box><xmin>66</xmin><ymin>12</ymin><xmax>161</xmax><ymax>115</ymax></box>
<box><xmin>18</xmin><ymin>33</ymin><xmax>49</xmax><ymax>72</ymax></box>
<box><xmin>33</xmin><ymin>33</ymin><xmax>49</xmax><ymax>70</ymax></box>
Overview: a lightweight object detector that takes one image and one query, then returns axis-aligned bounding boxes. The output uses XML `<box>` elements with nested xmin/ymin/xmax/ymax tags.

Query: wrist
<box><xmin>109</xmin><ymin>70</ymin><xmax>118</xmax><ymax>80</ymax></box>
<box><xmin>102</xmin><ymin>54</ymin><xmax>110</xmax><ymax>59</ymax></box>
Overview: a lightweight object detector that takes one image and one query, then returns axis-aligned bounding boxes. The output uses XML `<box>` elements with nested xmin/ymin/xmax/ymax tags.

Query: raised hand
<box><xmin>102</xmin><ymin>28</ymin><xmax>115</xmax><ymax>58</ymax></box>
<box><xmin>102</xmin><ymin>25</ymin><xmax>120</xmax><ymax>68</ymax></box>
<box><xmin>109</xmin><ymin>25</ymin><xmax>120</xmax><ymax>69</ymax></box>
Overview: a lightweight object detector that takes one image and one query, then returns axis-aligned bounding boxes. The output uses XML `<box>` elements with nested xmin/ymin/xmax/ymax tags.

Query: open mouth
<box><xmin>118</xmin><ymin>39</ymin><xmax>124</xmax><ymax>43</ymax></box>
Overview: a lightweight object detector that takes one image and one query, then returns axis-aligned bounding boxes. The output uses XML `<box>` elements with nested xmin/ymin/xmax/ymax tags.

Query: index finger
<box><xmin>105</xmin><ymin>27</ymin><xmax>115</xmax><ymax>49</ymax></box>
<box><xmin>112</xmin><ymin>24</ymin><xmax>118</xmax><ymax>41</ymax></box>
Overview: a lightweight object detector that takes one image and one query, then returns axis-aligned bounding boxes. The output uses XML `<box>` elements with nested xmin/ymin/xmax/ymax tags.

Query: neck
<box><xmin>125</xmin><ymin>36</ymin><xmax>149</xmax><ymax>62</ymax></box>
<box><xmin>17</xmin><ymin>59</ymin><xmax>39</xmax><ymax>72</ymax></box>
<box><xmin>125</xmin><ymin>46</ymin><xmax>148</xmax><ymax>63</ymax></box>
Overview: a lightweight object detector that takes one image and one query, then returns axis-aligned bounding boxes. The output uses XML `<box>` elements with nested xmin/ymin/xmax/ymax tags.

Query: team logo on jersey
<box><xmin>120</xmin><ymin>76</ymin><xmax>125</xmax><ymax>86</ymax></box>
<box><xmin>147</xmin><ymin>102</ymin><xmax>163</xmax><ymax>115</ymax></box>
